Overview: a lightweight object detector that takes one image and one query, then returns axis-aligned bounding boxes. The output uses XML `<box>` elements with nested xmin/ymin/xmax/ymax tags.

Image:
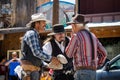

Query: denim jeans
<box><xmin>30</xmin><ymin>71</ymin><xmax>40</xmax><ymax>80</ymax></box>
<box><xmin>74</xmin><ymin>70</ymin><xmax>96</xmax><ymax>80</ymax></box>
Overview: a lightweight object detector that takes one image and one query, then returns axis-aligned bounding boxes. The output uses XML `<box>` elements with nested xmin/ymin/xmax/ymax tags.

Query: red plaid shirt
<box><xmin>66</xmin><ymin>30</ymin><xmax>107</xmax><ymax>70</ymax></box>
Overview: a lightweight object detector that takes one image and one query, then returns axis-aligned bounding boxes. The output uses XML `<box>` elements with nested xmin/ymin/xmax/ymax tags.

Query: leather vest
<box><xmin>50</xmin><ymin>37</ymin><xmax>73</xmax><ymax>71</ymax></box>
<box><xmin>21</xmin><ymin>30</ymin><xmax>42</xmax><ymax>67</ymax></box>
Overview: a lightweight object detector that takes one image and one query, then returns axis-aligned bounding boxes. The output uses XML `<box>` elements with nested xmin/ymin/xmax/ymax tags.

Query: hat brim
<box><xmin>26</xmin><ymin>19</ymin><xmax>50</xmax><ymax>28</ymax></box>
<box><xmin>47</xmin><ymin>32</ymin><xmax>56</xmax><ymax>36</ymax></box>
<box><xmin>57</xmin><ymin>54</ymin><xmax>68</xmax><ymax>64</ymax></box>
<box><xmin>47</xmin><ymin>32</ymin><xmax>65</xmax><ymax>36</ymax></box>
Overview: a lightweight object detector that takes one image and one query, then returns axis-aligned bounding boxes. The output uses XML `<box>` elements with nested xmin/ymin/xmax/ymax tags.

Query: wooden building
<box><xmin>0</xmin><ymin>0</ymin><xmax>51</xmax><ymax>56</ymax></box>
<box><xmin>75</xmin><ymin>0</ymin><xmax>120</xmax><ymax>23</ymax></box>
<box><xmin>0</xmin><ymin>0</ymin><xmax>120</xmax><ymax>59</ymax></box>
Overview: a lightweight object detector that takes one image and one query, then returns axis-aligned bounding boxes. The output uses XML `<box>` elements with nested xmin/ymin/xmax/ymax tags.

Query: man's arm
<box><xmin>97</xmin><ymin>39</ymin><xmax>107</xmax><ymax>66</ymax></box>
<box><xmin>42</xmin><ymin>42</ymin><xmax>52</xmax><ymax>56</ymax></box>
<box><xmin>26</xmin><ymin>31</ymin><xmax>52</xmax><ymax>61</ymax></box>
<box><xmin>65</xmin><ymin>34</ymin><xmax>78</xmax><ymax>58</ymax></box>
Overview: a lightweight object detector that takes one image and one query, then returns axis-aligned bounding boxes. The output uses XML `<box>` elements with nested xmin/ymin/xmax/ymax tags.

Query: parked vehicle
<box><xmin>96</xmin><ymin>54</ymin><xmax>120</xmax><ymax>80</ymax></box>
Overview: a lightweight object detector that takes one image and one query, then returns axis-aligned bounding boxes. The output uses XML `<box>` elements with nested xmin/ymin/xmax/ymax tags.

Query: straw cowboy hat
<box><xmin>67</xmin><ymin>14</ymin><xmax>89</xmax><ymax>25</ymax></box>
<box><xmin>47</xmin><ymin>24</ymin><xmax>65</xmax><ymax>36</ymax></box>
<box><xmin>26</xmin><ymin>13</ymin><xmax>49</xmax><ymax>27</ymax></box>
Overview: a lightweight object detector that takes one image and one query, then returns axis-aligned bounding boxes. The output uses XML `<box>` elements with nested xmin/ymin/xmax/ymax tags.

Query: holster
<box><xmin>21</xmin><ymin>60</ymin><xmax>40</xmax><ymax>72</ymax></box>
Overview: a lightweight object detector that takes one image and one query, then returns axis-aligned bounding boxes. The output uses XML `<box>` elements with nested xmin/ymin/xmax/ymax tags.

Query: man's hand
<box><xmin>48</xmin><ymin>57</ymin><xmax>63</xmax><ymax>70</ymax></box>
<box><xmin>50</xmin><ymin>57</ymin><xmax>60</xmax><ymax>65</ymax></box>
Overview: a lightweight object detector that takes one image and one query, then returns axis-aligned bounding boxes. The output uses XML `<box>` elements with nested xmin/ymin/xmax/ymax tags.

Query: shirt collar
<box><xmin>33</xmin><ymin>29</ymin><xmax>40</xmax><ymax>37</ymax></box>
<box><xmin>33</xmin><ymin>29</ymin><xmax>39</xmax><ymax>34</ymax></box>
<box><xmin>55</xmin><ymin>39</ymin><xmax>64</xmax><ymax>45</ymax></box>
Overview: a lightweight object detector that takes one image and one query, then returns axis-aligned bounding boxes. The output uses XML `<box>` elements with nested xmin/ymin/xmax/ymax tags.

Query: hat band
<box><xmin>73</xmin><ymin>19</ymin><xmax>85</xmax><ymax>23</ymax></box>
<box><xmin>54</xmin><ymin>29</ymin><xmax>65</xmax><ymax>33</ymax></box>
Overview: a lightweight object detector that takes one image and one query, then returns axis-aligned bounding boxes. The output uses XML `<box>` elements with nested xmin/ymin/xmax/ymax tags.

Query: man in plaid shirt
<box><xmin>21</xmin><ymin>13</ymin><xmax>59</xmax><ymax>80</ymax></box>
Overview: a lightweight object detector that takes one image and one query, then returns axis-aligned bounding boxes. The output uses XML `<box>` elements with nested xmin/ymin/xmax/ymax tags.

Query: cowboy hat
<box><xmin>47</xmin><ymin>24</ymin><xmax>65</xmax><ymax>36</ymax></box>
<box><xmin>67</xmin><ymin>14</ymin><xmax>89</xmax><ymax>25</ymax></box>
<box><xmin>57</xmin><ymin>54</ymin><xmax>68</xmax><ymax>64</ymax></box>
<box><xmin>48</xmin><ymin>57</ymin><xmax>63</xmax><ymax>70</ymax></box>
<box><xmin>26</xmin><ymin>13</ymin><xmax>49</xmax><ymax>27</ymax></box>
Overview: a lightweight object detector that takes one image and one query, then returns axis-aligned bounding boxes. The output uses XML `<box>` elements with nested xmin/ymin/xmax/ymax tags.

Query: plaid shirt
<box><xmin>66</xmin><ymin>30</ymin><xmax>107</xmax><ymax>70</ymax></box>
<box><xmin>23</xmin><ymin>29</ymin><xmax>51</xmax><ymax>61</ymax></box>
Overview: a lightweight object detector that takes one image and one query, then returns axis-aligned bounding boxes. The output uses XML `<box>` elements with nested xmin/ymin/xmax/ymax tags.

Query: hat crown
<box><xmin>73</xmin><ymin>14</ymin><xmax>85</xmax><ymax>23</ymax></box>
<box><xmin>26</xmin><ymin>13</ymin><xmax>49</xmax><ymax>27</ymax></box>
<box><xmin>31</xmin><ymin>13</ymin><xmax>46</xmax><ymax>21</ymax></box>
<box><xmin>47</xmin><ymin>24</ymin><xmax>65</xmax><ymax>36</ymax></box>
<box><xmin>67</xmin><ymin>14</ymin><xmax>88</xmax><ymax>25</ymax></box>
<box><xmin>53</xmin><ymin>24</ymin><xmax>65</xmax><ymax>33</ymax></box>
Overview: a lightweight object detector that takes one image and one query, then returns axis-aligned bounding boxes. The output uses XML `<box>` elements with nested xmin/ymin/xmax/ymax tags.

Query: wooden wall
<box><xmin>90</xmin><ymin>26</ymin><xmax>120</xmax><ymax>38</ymax></box>
<box><xmin>65</xmin><ymin>26</ymin><xmax>120</xmax><ymax>38</ymax></box>
<box><xmin>11</xmin><ymin>0</ymin><xmax>37</xmax><ymax>27</ymax></box>
<box><xmin>0</xmin><ymin>31</ymin><xmax>49</xmax><ymax>56</ymax></box>
<box><xmin>80</xmin><ymin>0</ymin><xmax>120</xmax><ymax>14</ymax></box>
<box><xmin>0</xmin><ymin>32</ymin><xmax>24</xmax><ymax>55</ymax></box>
<box><xmin>0</xmin><ymin>26</ymin><xmax>120</xmax><ymax>58</ymax></box>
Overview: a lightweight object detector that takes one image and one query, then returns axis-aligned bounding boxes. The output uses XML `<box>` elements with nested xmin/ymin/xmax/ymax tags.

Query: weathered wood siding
<box><xmin>0</xmin><ymin>27</ymin><xmax>120</xmax><ymax>59</ymax></box>
<box><xmin>11</xmin><ymin>0</ymin><xmax>37</xmax><ymax>27</ymax></box>
<box><xmin>0</xmin><ymin>32</ymin><xmax>24</xmax><ymax>55</ymax></box>
<box><xmin>79</xmin><ymin>0</ymin><xmax>120</xmax><ymax>14</ymax></box>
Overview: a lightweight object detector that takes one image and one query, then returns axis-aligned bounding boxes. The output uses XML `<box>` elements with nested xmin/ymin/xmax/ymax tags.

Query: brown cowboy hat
<box><xmin>67</xmin><ymin>14</ymin><xmax>89</xmax><ymax>25</ymax></box>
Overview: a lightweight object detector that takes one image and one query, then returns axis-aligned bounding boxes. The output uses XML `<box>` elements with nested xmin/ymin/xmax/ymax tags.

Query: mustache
<box><xmin>59</xmin><ymin>37</ymin><xmax>65</xmax><ymax>41</ymax></box>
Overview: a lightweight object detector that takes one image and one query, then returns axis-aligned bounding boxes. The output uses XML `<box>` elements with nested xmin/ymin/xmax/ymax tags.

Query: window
<box><xmin>110</xmin><ymin>59</ymin><xmax>120</xmax><ymax>70</ymax></box>
<box><xmin>7</xmin><ymin>50</ymin><xmax>22</xmax><ymax>60</ymax></box>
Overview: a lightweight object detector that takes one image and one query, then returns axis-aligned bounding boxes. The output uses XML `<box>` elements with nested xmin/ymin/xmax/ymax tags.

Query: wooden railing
<box><xmin>85</xmin><ymin>12</ymin><xmax>120</xmax><ymax>23</ymax></box>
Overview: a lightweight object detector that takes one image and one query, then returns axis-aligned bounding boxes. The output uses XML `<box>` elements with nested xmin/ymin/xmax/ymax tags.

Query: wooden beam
<box><xmin>0</xmin><ymin>27</ymin><xmax>29</xmax><ymax>34</ymax></box>
<box><xmin>65</xmin><ymin>26</ymin><xmax>120</xmax><ymax>38</ymax></box>
<box><xmin>0</xmin><ymin>26</ymin><xmax>120</xmax><ymax>38</ymax></box>
<box><xmin>90</xmin><ymin>26</ymin><xmax>120</xmax><ymax>38</ymax></box>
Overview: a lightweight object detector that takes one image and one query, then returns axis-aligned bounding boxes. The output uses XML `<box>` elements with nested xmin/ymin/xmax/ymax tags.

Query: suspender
<box><xmin>83</xmin><ymin>29</ymin><xmax>94</xmax><ymax>60</ymax></box>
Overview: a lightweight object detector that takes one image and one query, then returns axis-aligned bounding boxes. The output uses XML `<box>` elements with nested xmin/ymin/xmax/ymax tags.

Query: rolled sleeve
<box><xmin>65</xmin><ymin>34</ymin><xmax>77</xmax><ymax>58</ymax></box>
<box><xmin>97</xmin><ymin>39</ymin><xmax>107</xmax><ymax>66</ymax></box>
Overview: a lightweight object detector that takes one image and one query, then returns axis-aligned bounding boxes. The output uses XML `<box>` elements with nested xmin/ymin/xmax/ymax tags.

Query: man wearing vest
<box><xmin>66</xmin><ymin>14</ymin><xmax>107</xmax><ymax>80</ymax></box>
<box><xmin>43</xmin><ymin>24</ymin><xmax>74</xmax><ymax>80</ymax></box>
<box><xmin>21</xmin><ymin>13</ymin><xmax>60</xmax><ymax>80</ymax></box>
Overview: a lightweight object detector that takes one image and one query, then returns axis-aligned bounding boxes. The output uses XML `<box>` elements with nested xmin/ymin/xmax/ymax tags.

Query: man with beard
<box><xmin>43</xmin><ymin>24</ymin><xmax>74</xmax><ymax>80</ymax></box>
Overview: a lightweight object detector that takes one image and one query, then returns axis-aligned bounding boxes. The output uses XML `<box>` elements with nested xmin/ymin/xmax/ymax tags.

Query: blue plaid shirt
<box><xmin>23</xmin><ymin>29</ymin><xmax>51</xmax><ymax>61</ymax></box>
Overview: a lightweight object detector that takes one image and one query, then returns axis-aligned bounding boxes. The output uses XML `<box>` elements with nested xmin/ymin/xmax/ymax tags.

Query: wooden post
<box><xmin>52</xmin><ymin>0</ymin><xmax>59</xmax><ymax>25</ymax></box>
<box><xmin>11</xmin><ymin>0</ymin><xmax>37</xmax><ymax>27</ymax></box>
<box><xmin>75</xmin><ymin>0</ymin><xmax>80</xmax><ymax>14</ymax></box>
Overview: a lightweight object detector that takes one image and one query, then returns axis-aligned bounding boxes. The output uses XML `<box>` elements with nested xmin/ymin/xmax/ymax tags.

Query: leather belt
<box><xmin>76</xmin><ymin>66</ymin><xmax>96</xmax><ymax>71</ymax></box>
<box><xmin>21</xmin><ymin>60</ymin><xmax>40</xmax><ymax>72</ymax></box>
